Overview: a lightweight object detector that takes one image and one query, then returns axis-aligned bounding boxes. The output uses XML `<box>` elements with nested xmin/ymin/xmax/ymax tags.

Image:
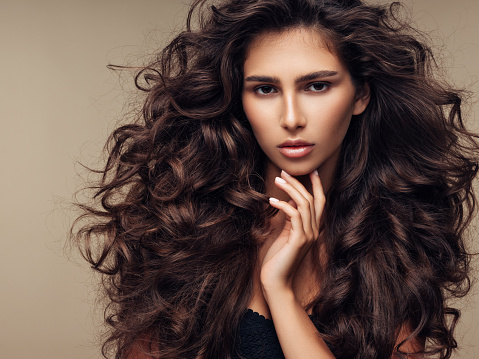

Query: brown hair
<box><xmin>72</xmin><ymin>0</ymin><xmax>479</xmax><ymax>358</ymax></box>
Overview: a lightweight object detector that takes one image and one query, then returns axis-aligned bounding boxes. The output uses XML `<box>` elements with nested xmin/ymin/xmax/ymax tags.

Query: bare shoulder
<box><xmin>392</xmin><ymin>323</ymin><xmax>426</xmax><ymax>359</ymax></box>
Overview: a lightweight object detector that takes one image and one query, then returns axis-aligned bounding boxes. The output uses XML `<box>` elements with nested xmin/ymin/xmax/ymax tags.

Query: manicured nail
<box><xmin>313</xmin><ymin>170</ymin><xmax>319</xmax><ymax>176</ymax></box>
<box><xmin>281</xmin><ymin>170</ymin><xmax>291</xmax><ymax>177</ymax></box>
<box><xmin>269</xmin><ymin>197</ymin><xmax>279</xmax><ymax>203</ymax></box>
<box><xmin>275</xmin><ymin>177</ymin><xmax>287</xmax><ymax>184</ymax></box>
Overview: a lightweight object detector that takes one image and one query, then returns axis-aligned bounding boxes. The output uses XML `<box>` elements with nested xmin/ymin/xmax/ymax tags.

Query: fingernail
<box><xmin>269</xmin><ymin>197</ymin><xmax>279</xmax><ymax>202</ymax></box>
<box><xmin>275</xmin><ymin>177</ymin><xmax>287</xmax><ymax>184</ymax></box>
<box><xmin>281</xmin><ymin>170</ymin><xmax>291</xmax><ymax>177</ymax></box>
<box><xmin>313</xmin><ymin>170</ymin><xmax>319</xmax><ymax>176</ymax></box>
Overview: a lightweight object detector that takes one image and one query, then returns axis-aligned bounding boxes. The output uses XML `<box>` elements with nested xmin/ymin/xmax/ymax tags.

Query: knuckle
<box><xmin>291</xmin><ymin>211</ymin><xmax>301</xmax><ymax>220</ymax></box>
<box><xmin>304</xmin><ymin>229</ymin><xmax>314</xmax><ymax>241</ymax></box>
<box><xmin>294</xmin><ymin>237</ymin><xmax>308</xmax><ymax>247</ymax></box>
<box><xmin>297</xmin><ymin>195</ymin><xmax>311</xmax><ymax>206</ymax></box>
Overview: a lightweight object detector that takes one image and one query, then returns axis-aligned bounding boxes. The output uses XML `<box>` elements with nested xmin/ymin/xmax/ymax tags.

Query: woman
<box><xmin>73</xmin><ymin>0</ymin><xmax>479</xmax><ymax>358</ymax></box>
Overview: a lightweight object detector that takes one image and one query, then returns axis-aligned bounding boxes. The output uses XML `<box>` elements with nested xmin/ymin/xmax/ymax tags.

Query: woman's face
<box><xmin>242</xmin><ymin>27</ymin><xmax>369</xmax><ymax>181</ymax></box>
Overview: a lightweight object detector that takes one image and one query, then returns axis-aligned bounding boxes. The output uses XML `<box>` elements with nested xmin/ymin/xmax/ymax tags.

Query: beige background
<box><xmin>0</xmin><ymin>1</ymin><xmax>477</xmax><ymax>358</ymax></box>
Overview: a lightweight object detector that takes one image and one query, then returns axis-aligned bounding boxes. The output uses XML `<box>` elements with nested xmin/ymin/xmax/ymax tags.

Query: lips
<box><xmin>278</xmin><ymin>139</ymin><xmax>314</xmax><ymax>158</ymax></box>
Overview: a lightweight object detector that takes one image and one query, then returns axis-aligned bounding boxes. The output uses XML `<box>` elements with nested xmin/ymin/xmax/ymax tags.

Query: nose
<box><xmin>280</xmin><ymin>93</ymin><xmax>306</xmax><ymax>130</ymax></box>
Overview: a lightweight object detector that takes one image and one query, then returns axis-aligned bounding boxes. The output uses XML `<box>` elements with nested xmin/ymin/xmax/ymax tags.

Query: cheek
<box><xmin>242</xmin><ymin>97</ymin><xmax>272</xmax><ymax>139</ymax></box>
<box><xmin>242</xmin><ymin>95</ymin><xmax>254</xmax><ymax>125</ymax></box>
<box><xmin>304</xmin><ymin>95</ymin><xmax>355</xmax><ymax>133</ymax></box>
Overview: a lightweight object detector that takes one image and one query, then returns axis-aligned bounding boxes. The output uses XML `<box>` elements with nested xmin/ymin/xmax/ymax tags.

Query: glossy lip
<box><xmin>278</xmin><ymin>139</ymin><xmax>315</xmax><ymax>158</ymax></box>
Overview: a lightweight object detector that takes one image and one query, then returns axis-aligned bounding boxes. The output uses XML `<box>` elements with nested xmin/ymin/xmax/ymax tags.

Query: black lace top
<box><xmin>233</xmin><ymin>309</ymin><xmax>325</xmax><ymax>359</ymax></box>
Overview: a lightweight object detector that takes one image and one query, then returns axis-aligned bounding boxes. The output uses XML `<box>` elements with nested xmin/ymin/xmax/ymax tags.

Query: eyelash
<box><xmin>306</xmin><ymin>82</ymin><xmax>329</xmax><ymax>92</ymax></box>
<box><xmin>254</xmin><ymin>82</ymin><xmax>330</xmax><ymax>95</ymax></box>
<box><xmin>255</xmin><ymin>85</ymin><xmax>276</xmax><ymax>95</ymax></box>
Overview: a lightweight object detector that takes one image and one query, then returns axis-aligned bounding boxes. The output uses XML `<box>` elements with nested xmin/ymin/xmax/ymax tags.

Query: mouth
<box><xmin>278</xmin><ymin>140</ymin><xmax>314</xmax><ymax>158</ymax></box>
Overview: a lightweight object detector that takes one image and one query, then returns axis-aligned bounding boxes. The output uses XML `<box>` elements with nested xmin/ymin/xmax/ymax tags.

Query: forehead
<box><xmin>243</xmin><ymin>27</ymin><xmax>345</xmax><ymax>76</ymax></box>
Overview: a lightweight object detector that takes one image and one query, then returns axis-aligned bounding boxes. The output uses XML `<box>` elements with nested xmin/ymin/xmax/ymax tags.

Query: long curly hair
<box><xmin>72</xmin><ymin>0</ymin><xmax>479</xmax><ymax>358</ymax></box>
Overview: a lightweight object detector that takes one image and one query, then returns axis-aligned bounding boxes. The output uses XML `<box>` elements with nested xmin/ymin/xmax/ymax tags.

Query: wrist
<box><xmin>261</xmin><ymin>283</ymin><xmax>296</xmax><ymax>307</ymax></box>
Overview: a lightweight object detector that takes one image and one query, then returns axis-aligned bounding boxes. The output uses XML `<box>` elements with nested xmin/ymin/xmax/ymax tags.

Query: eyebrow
<box><xmin>244</xmin><ymin>70</ymin><xmax>339</xmax><ymax>84</ymax></box>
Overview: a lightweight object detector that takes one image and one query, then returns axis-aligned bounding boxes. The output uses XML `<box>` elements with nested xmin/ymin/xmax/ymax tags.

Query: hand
<box><xmin>260</xmin><ymin>170</ymin><xmax>325</xmax><ymax>296</ymax></box>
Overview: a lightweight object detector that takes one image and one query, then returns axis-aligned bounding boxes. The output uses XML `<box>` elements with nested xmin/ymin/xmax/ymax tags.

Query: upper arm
<box><xmin>392</xmin><ymin>323</ymin><xmax>425</xmax><ymax>359</ymax></box>
<box><xmin>126</xmin><ymin>345</ymin><xmax>152</xmax><ymax>359</ymax></box>
<box><xmin>126</xmin><ymin>338</ymin><xmax>157</xmax><ymax>359</ymax></box>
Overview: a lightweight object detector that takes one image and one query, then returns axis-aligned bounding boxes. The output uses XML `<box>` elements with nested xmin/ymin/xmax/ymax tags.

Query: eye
<box><xmin>255</xmin><ymin>85</ymin><xmax>277</xmax><ymax>95</ymax></box>
<box><xmin>306</xmin><ymin>82</ymin><xmax>329</xmax><ymax>92</ymax></box>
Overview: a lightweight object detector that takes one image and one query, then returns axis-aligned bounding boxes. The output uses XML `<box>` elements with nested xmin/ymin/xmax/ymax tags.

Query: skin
<box><xmin>242</xmin><ymin>27</ymin><xmax>369</xmax><ymax>196</ymax></box>
<box><xmin>242</xmin><ymin>27</ymin><xmax>423</xmax><ymax>358</ymax></box>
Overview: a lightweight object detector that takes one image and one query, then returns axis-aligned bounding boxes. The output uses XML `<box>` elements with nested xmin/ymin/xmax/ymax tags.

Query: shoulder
<box><xmin>392</xmin><ymin>323</ymin><xmax>425</xmax><ymax>359</ymax></box>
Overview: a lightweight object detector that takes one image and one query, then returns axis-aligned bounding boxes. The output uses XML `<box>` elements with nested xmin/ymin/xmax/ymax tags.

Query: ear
<box><xmin>352</xmin><ymin>83</ymin><xmax>370</xmax><ymax>115</ymax></box>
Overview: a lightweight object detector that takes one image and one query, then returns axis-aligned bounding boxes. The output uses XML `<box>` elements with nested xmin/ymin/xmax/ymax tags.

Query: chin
<box><xmin>266</xmin><ymin>157</ymin><xmax>322</xmax><ymax>177</ymax></box>
<box><xmin>281</xmin><ymin>164</ymin><xmax>319</xmax><ymax>177</ymax></box>
<box><xmin>286</xmin><ymin>170</ymin><xmax>311</xmax><ymax>177</ymax></box>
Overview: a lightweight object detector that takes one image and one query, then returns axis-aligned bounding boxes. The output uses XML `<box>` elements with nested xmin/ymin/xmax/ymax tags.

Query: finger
<box><xmin>274</xmin><ymin>177</ymin><xmax>312</xmax><ymax>229</ymax></box>
<box><xmin>269</xmin><ymin>197</ymin><xmax>310</xmax><ymax>247</ymax></box>
<box><xmin>280</xmin><ymin>172</ymin><xmax>316</xmax><ymax>237</ymax></box>
<box><xmin>273</xmin><ymin>178</ymin><xmax>314</xmax><ymax>240</ymax></box>
<box><xmin>309</xmin><ymin>170</ymin><xmax>326</xmax><ymax>226</ymax></box>
<box><xmin>281</xmin><ymin>171</ymin><xmax>314</xmax><ymax>203</ymax></box>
